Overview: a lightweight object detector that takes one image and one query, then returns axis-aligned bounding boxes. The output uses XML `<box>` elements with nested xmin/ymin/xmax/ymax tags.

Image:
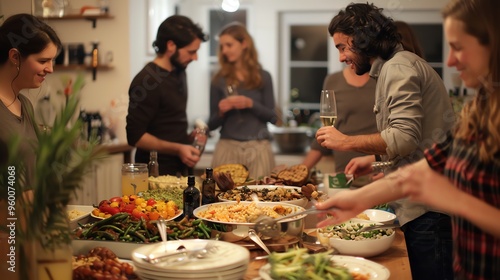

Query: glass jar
<box><xmin>121</xmin><ymin>163</ymin><xmax>148</xmax><ymax>195</ymax></box>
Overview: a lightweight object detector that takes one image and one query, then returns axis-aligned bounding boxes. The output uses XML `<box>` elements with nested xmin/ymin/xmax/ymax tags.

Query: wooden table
<box><xmin>244</xmin><ymin>229</ymin><xmax>411</xmax><ymax>280</ymax></box>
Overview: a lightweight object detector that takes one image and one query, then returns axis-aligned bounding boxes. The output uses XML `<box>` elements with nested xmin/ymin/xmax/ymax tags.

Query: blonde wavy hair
<box><xmin>213</xmin><ymin>23</ymin><xmax>262</xmax><ymax>89</ymax></box>
<box><xmin>443</xmin><ymin>0</ymin><xmax>500</xmax><ymax>162</ymax></box>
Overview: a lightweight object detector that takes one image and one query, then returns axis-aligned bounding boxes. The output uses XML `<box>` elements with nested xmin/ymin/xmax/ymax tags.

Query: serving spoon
<box><xmin>248</xmin><ymin>229</ymin><xmax>272</xmax><ymax>255</ymax></box>
<box><xmin>254</xmin><ymin>206</ymin><xmax>338</xmax><ymax>238</ymax></box>
<box><xmin>356</xmin><ymin>223</ymin><xmax>400</xmax><ymax>233</ymax></box>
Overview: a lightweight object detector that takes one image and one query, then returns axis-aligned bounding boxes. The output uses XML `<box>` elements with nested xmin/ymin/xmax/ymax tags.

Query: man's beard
<box><xmin>170</xmin><ymin>51</ymin><xmax>187</xmax><ymax>71</ymax></box>
<box><xmin>353</xmin><ymin>53</ymin><xmax>371</xmax><ymax>75</ymax></box>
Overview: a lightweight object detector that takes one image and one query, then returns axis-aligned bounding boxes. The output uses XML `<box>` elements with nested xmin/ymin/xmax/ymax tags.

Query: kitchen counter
<box><xmin>196</xmin><ymin>134</ymin><xmax>336</xmax><ymax>174</ymax></box>
<box><xmin>100</xmin><ymin>143</ymin><xmax>134</xmax><ymax>163</ymax></box>
<box><xmin>196</xmin><ymin>134</ymin><xmax>308</xmax><ymax>171</ymax></box>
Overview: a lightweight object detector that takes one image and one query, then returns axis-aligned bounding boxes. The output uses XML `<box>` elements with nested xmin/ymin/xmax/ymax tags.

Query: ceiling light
<box><xmin>221</xmin><ymin>0</ymin><xmax>240</xmax><ymax>12</ymax></box>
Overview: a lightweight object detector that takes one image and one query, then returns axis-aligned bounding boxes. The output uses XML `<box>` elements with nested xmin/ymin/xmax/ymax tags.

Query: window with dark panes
<box><xmin>409</xmin><ymin>24</ymin><xmax>443</xmax><ymax>77</ymax></box>
<box><xmin>289</xmin><ymin>25</ymin><xmax>329</xmax><ymax>106</ymax></box>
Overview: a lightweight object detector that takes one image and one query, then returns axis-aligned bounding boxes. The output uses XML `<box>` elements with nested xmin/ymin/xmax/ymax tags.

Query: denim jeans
<box><xmin>401</xmin><ymin>211</ymin><xmax>454</xmax><ymax>280</ymax></box>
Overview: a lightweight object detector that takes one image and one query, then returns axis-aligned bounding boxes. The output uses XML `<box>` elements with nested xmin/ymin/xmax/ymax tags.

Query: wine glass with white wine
<box><xmin>320</xmin><ymin>89</ymin><xmax>337</xmax><ymax>126</ymax></box>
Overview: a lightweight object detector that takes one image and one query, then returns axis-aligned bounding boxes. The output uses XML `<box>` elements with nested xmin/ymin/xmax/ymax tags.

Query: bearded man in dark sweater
<box><xmin>126</xmin><ymin>15</ymin><xmax>208</xmax><ymax>176</ymax></box>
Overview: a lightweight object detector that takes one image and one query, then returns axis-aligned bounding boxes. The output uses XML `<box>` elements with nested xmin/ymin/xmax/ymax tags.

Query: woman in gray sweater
<box><xmin>208</xmin><ymin>23</ymin><xmax>277</xmax><ymax>179</ymax></box>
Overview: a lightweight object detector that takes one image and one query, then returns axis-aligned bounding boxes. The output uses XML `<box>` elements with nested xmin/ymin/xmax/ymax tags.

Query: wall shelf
<box><xmin>38</xmin><ymin>14</ymin><xmax>114</xmax><ymax>28</ymax></box>
<box><xmin>54</xmin><ymin>65</ymin><xmax>113</xmax><ymax>81</ymax></box>
<box><xmin>54</xmin><ymin>65</ymin><xmax>113</xmax><ymax>71</ymax></box>
<box><xmin>39</xmin><ymin>14</ymin><xmax>115</xmax><ymax>80</ymax></box>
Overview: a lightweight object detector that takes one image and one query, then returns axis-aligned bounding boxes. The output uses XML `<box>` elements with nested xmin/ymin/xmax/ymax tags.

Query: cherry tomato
<box><xmin>146</xmin><ymin>198</ymin><xmax>156</xmax><ymax>206</ymax></box>
<box><xmin>109</xmin><ymin>196</ymin><xmax>122</xmax><ymax>203</ymax></box>
<box><xmin>148</xmin><ymin>211</ymin><xmax>160</xmax><ymax>221</ymax></box>
<box><xmin>99</xmin><ymin>205</ymin><xmax>120</xmax><ymax>215</ymax></box>
<box><xmin>98</xmin><ymin>199</ymin><xmax>109</xmax><ymax>208</ymax></box>
<box><xmin>132</xmin><ymin>209</ymin><xmax>147</xmax><ymax>220</ymax></box>
<box><xmin>98</xmin><ymin>201</ymin><xmax>110</xmax><ymax>212</ymax></box>
<box><xmin>121</xmin><ymin>204</ymin><xmax>135</xmax><ymax>214</ymax></box>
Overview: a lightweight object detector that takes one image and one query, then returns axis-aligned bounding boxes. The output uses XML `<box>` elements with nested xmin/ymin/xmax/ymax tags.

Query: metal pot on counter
<box><xmin>193</xmin><ymin>201</ymin><xmax>306</xmax><ymax>252</ymax></box>
<box><xmin>270</xmin><ymin>126</ymin><xmax>315</xmax><ymax>154</ymax></box>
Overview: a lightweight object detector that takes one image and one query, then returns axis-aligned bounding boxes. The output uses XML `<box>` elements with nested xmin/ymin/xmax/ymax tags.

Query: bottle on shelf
<box><xmin>148</xmin><ymin>150</ymin><xmax>159</xmax><ymax>177</ymax></box>
<box><xmin>99</xmin><ymin>0</ymin><xmax>110</xmax><ymax>14</ymax></box>
<box><xmin>91</xmin><ymin>41</ymin><xmax>99</xmax><ymax>80</ymax></box>
<box><xmin>201</xmin><ymin>168</ymin><xmax>217</xmax><ymax>205</ymax></box>
<box><xmin>183</xmin><ymin>176</ymin><xmax>200</xmax><ymax>219</ymax></box>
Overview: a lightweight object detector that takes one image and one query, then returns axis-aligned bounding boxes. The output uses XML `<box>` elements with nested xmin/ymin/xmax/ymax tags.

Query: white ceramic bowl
<box><xmin>217</xmin><ymin>185</ymin><xmax>309</xmax><ymax>207</ymax></box>
<box><xmin>317</xmin><ymin>220</ymin><xmax>396</xmax><ymax>258</ymax></box>
<box><xmin>67</xmin><ymin>205</ymin><xmax>93</xmax><ymax>228</ymax></box>
<box><xmin>360</xmin><ymin>209</ymin><xmax>396</xmax><ymax>224</ymax></box>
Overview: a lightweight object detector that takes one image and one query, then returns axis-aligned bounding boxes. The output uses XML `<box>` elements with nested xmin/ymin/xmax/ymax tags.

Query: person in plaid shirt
<box><xmin>316</xmin><ymin>0</ymin><xmax>500</xmax><ymax>279</ymax></box>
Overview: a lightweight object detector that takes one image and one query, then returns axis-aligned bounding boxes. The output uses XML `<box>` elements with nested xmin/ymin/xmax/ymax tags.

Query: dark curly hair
<box><xmin>328</xmin><ymin>3</ymin><xmax>401</xmax><ymax>60</ymax></box>
<box><xmin>153</xmin><ymin>15</ymin><xmax>208</xmax><ymax>55</ymax></box>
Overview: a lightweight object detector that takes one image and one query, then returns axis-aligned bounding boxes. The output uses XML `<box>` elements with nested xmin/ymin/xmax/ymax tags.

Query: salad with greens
<box><xmin>268</xmin><ymin>248</ymin><xmax>365</xmax><ymax>280</ymax></box>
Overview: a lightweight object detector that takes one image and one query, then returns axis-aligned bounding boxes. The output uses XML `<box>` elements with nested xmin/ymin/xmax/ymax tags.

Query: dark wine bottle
<box><xmin>201</xmin><ymin>168</ymin><xmax>217</xmax><ymax>205</ymax></box>
<box><xmin>183</xmin><ymin>176</ymin><xmax>200</xmax><ymax>219</ymax></box>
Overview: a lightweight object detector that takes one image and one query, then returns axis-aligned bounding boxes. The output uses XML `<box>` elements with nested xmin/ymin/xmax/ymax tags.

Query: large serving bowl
<box><xmin>193</xmin><ymin>201</ymin><xmax>306</xmax><ymax>250</ymax></box>
<box><xmin>317</xmin><ymin>220</ymin><xmax>396</xmax><ymax>258</ymax></box>
<box><xmin>217</xmin><ymin>185</ymin><xmax>309</xmax><ymax>207</ymax></box>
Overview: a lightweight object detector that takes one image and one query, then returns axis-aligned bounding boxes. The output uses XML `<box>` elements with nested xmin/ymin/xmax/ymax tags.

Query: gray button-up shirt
<box><xmin>369</xmin><ymin>44</ymin><xmax>456</xmax><ymax>225</ymax></box>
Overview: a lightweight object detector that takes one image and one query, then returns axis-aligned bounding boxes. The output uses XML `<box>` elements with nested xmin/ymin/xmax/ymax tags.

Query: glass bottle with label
<box><xmin>202</xmin><ymin>168</ymin><xmax>216</xmax><ymax>205</ymax></box>
<box><xmin>183</xmin><ymin>176</ymin><xmax>200</xmax><ymax>219</ymax></box>
<box><xmin>148</xmin><ymin>150</ymin><xmax>159</xmax><ymax>177</ymax></box>
<box><xmin>192</xmin><ymin>119</ymin><xmax>208</xmax><ymax>155</ymax></box>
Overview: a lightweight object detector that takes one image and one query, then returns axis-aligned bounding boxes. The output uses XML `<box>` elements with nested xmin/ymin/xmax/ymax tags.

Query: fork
<box><xmin>142</xmin><ymin>244</ymin><xmax>218</xmax><ymax>264</ymax></box>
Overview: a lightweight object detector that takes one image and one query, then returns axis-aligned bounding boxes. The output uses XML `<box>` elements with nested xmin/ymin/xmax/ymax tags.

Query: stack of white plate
<box><xmin>131</xmin><ymin>239</ymin><xmax>250</xmax><ymax>280</ymax></box>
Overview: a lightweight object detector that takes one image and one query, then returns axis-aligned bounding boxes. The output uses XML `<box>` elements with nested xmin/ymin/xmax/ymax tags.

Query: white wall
<box><xmin>1</xmin><ymin>0</ymin><xmax>31</xmax><ymax>14</ymax></box>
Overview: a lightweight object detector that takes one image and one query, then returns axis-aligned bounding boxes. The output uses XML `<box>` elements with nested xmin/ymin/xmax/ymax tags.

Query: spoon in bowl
<box><xmin>254</xmin><ymin>206</ymin><xmax>338</xmax><ymax>238</ymax></box>
<box><xmin>248</xmin><ymin>229</ymin><xmax>272</xmax><ymax>255</ymax></box>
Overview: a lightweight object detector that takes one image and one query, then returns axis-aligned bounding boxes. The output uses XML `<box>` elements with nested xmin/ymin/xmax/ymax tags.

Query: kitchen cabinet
<box><xmin>70</xmin><ymin>148</ymin><xmax>129</xmax><ymax>205</ymax></box>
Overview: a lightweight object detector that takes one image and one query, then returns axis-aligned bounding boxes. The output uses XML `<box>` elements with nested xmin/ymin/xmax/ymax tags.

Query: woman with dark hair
<box><xmin>316</xmin><ymin>3</ymin><xmax>455</xmax><ymax>279</ymax></box>
<box><xmin>0</xmin><ymin>13</ymin><xmax>62</xmax><ymax>183</ymax></box>
<box><xmin>0</xmin><ymin>13</ymin><xmax>61</xmax><ymax>278</ymax></box>
<box><xmin>316</xmin><ymin>0</ymin><xmax>500</xmax><ymax>278</ymax></box>
<box><xmin>207</xmin><ymin>23</ymin><xmax>277</xmax><ymax>179</ymax></box>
